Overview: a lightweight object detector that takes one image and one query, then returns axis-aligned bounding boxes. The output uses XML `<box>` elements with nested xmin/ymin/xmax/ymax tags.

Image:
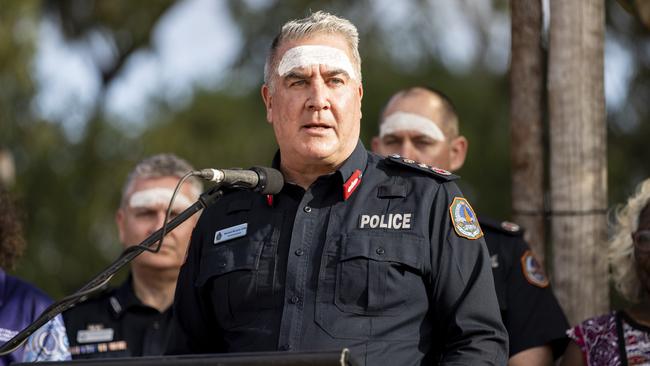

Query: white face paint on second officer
<box><xmin>380</xmin><ymin>112</ymin><xmax>446</xmax><ymax>143</ymax></box>
<box><xmin>129</xmin><ymin>187</ymin><xmax>192</xmax><ymax>212</ymax></box>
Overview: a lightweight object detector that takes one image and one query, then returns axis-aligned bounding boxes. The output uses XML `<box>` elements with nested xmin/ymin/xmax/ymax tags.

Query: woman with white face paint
<box><xmin>63</xmin><ymin>154</ymin><xmax>202</xmax><ymax>359</ymax></box>
<box><xmin>173</xmin><ymin>11</ymin><xmax>508</xmax><ymax>365</ymax></box>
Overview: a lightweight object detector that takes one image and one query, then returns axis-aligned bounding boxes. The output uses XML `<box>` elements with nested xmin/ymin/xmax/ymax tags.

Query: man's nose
<box><xmin>152</xmin><ymin>211</ymin><xmax>167</xmax><ymax>234</ymax></box>
<box><xmin>306</xmin><ymin>80</ymin><xmax>330</xmax><ymax>111</ymax></box>
<box><xmin>399</xmin><ymin>140</ymin><xmax>417</xmax><ymax>160</ymax></box>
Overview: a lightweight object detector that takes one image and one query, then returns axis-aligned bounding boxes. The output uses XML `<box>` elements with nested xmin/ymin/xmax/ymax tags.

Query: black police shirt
<box><xmin>172</xmin><ymin>141</ymin><xmax>508</xmax><ymax>365</ymax></box>
<box><xmin>63</xmin><ymin>277</ymin><xmax>179</xmax><ymax>359</ymax></box>
<box><xmin>480</xmin><ymin>217</ymin><xmax>570</xmax><ymax>358</ymax></box>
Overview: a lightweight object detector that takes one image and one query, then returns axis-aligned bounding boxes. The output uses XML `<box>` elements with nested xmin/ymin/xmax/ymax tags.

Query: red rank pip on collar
<box><xmin>343</xmin><ymin>169</ymin><xmax>362</xmax><ymax>201</ymax></box>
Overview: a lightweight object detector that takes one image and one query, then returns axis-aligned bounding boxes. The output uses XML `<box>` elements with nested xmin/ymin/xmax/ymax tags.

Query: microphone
<box><xmin>195</xmin><ymin>167</ymin><xmax>284</xmax><ymax>195</ymax></box>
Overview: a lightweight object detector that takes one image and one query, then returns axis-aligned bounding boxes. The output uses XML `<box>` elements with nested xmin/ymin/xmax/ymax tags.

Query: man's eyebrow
<box><xmin>283</xmin><ymin>70</ymin><xmax>308</xmax><ymax>79</ymax></box>
<box><xmin>322</xmin><ymin>68</ymin><xmax>351</xmax><ymax>78</ymax></box>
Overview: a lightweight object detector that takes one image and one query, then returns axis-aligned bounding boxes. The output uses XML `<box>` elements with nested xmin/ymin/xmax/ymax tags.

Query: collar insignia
<box><xmin>343</xmin><ymin>169</ymin><xmax>362</xmax><ymax>201</ymax></box>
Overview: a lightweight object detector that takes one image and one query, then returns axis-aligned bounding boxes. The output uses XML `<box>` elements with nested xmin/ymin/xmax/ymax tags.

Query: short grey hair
<box><xmin>263</xmin><ymin>11</ymin><xmax>362</xmax><ymax>88</ymax></box>
<box><xmin>120</xmin><ymin>153</ymin><xmax>202</xmax><ymax>207</ymax></box>
<box><xmin>609</xmin><ymin>178</ymin><xmax>650</xmax><ymax>302</ymax></box>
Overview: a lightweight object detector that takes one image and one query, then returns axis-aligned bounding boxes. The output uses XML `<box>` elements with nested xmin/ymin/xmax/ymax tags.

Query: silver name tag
<box><xmin>214</xmin><ymin>223</ymin><xmax>248</xmax><ymax>244</ymax></box>
<box><xmin>77</xmin><ymin>328</ymin><xmax>114</xmax><ymax>344</ymax></box>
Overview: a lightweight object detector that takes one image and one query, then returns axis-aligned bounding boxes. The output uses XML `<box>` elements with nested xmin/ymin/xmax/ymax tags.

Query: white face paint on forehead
<box><xmin>128</xmin><ymin>188</ymin><xmax>192</xmax><ymax>211</ymax></box>
<box><xmin>277</xmin><ymin>45</ymin><xmax>357</xmax><ymax>80</ymax></box>
<box><xmin>380</xmin><ymin>112</ymin><xmax>447</xmax><ymax>142</ymax></box>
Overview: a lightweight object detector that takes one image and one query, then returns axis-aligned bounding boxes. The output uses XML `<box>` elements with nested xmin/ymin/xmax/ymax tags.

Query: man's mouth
<box><xmin>302</xmin><ymin>122</ymin><xmax>332</xmax><ymax>131</ymax></box>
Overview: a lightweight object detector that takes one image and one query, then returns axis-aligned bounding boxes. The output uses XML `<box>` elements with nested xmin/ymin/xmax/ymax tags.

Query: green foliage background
<box><xmin>0</xmin><ymin>0</ymin><xmax>648</xmax><ymax>300</ymax></box>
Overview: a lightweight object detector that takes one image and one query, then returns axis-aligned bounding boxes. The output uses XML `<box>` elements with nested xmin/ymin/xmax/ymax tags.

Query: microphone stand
<box><xmin>0</xmin><ymin>185</ymin><xmax>226</xmax><ymax>355</ymax></box>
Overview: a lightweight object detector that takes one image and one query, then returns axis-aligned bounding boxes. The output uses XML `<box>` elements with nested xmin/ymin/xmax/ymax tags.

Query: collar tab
<box><xmin>343</xmin><ymin>169</ymin><xmax>362</xmax><ymax>201</ymax></box>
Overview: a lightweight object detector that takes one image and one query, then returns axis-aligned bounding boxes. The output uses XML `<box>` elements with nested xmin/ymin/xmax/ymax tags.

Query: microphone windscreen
<box><xmin>252</xmin><ymin>167</ymin><xmax>284</xmax><ymax>194</ymax></box>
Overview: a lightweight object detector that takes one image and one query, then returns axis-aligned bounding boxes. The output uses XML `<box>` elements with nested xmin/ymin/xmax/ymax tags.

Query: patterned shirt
<box><xmin>568</xmin><ymin>311</ymin><xmax>650</xmax><ymax>366</ymax></box>
<box><xmin>0</xmin><ymin>269</ymin><xmax>70</xmax><ymax>365</ymax></box>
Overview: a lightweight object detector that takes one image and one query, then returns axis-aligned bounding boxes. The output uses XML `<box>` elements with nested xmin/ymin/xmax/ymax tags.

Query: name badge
<box><xmin>214</xmin><ymin>223</ymin><xmax>248</xmax><ymax>244</ymax></box>
<box><xmin>77</xmin><ymin>328</ymin><xmax>114</xmax><ymax>344</ymax></box>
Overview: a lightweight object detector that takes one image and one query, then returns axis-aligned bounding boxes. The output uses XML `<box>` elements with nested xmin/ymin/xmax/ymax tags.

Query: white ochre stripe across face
<box><xmin>277</xmin><ymin>45</ymin><xmax>357</xmax><ymax>80</ymax></box>
<box><xmin>380</xmin><ymin>112</ymin><xmax>447</xmax><ymax>142</ymax></box>
<box><xmin>128</xmin><ymin>188</ymin><xmax>192</xmax><ymax>211</ymax></box>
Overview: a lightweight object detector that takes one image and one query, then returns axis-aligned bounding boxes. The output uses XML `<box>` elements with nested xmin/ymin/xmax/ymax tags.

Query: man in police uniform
<box><xmin>172</xmin><ymin>11</ymin><xmax>507</xmax><ymax>365</ymax></box>
<box><xmin>372</xmin><ymin>86</ymin><xmax>569</xmax><ymax>365</ymax></box>
<box><xmin>63</xmin><ymin>154</ymin><xmax>202</xmax><ymax>358</ymax></box>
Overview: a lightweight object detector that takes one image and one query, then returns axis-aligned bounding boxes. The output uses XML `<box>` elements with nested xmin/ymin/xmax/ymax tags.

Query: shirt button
<box><xmin>303</xmin><ymin>206</ymin><xmax>312</xmax><ymax>213</ymax></box>
<box><xmin>152</xmin><ymin>321</ymin><xmax>160</xmax><ymax>330</ymax></box>
<box><xmin>280</xmin><ymin>344</ymin><xmax>292</xmax><ymax>351</ymax></box>
<box><xmin>295</xmin><ymin>248</ymin><xmax>304</xmax><ymax>256</ymax></box>
<box><xmin>376</xmin><ymin>247</ymin><xmax>385</xmax><ymax>255</ymax></box>
<box><xmin>289</xmin><ymin>296</ymin><xmax>300</xmax><ymax>304</ymax></box>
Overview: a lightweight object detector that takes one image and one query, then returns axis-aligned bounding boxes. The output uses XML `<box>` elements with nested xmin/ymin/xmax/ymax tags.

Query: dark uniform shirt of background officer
<box><xmin>372</xmin><ymin>86</ymin><xmax>569</xmax><ymax>364</ymax></box>
<box><xmin>481</xmin><ymin>217</ymin><xmax>569</xmax><ymax>358</ymax></box>
<box><xmin>63</xmin><ymin>277</ymin><xmax>177</xmax><ymax>359</ymax></box>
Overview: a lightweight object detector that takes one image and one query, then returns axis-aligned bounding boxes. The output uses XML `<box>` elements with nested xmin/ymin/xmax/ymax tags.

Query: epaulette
<box><xmin>384</xmin><ymin>154</ymin><xmax>459</xmax><ymax>181</ymax></box>
<box><xmin>479</xmin><ymin>216</ymin><xmax>524</xmax><ymax>236</ymax></box>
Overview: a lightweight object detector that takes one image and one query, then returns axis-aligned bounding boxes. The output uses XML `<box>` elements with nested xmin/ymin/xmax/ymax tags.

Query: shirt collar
<box><xmin>336</xmin><ymin>140</ymin><xmax>368</xmax><ymax>185</ymax></box>
<box><xmin>109</xmin><ymin>275</ymin><xmax>146</xmax><ymax>318</ymax></box>
<box><xmin>271</xmin><ymin>140</ymin><xmax>369</xmax><ymax>186</ymax></box>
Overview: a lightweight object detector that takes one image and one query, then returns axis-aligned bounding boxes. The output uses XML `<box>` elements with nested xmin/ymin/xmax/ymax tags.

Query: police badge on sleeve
<box><xmin>521</xmin><ymin>250</ymin><xmax>549</xmax><ymax>288</ymax></box>
<box><xmin>449</xmin><ymin>197</ymin><xmax>483</xmax><ymax>240</ymax></box>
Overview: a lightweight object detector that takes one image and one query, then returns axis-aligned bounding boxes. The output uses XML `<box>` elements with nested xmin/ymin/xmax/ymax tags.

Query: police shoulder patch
<box><xmin>520</xmin><ymin>250</ymin><xmax>549</xmax><ymax>288</ymax></box>
<box><xmin>449</xmin><ymin>197</ymin><xmax>483</xmax><ymax>240</ymax></box>
<box><xmin>385</xmin><ymin>154</ymin><xmax>459</xmax><ymax>181</ymax></box>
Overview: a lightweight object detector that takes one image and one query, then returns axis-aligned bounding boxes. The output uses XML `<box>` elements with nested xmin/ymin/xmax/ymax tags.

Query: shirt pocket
<box><xmin>334</xmin><ymin>232</ymin><xmax>425</xmax><ymax>316</ymax></box>
<box><xmin>315</xmin><ymin>232</ymin><xmax>427</xmax><ymax>340</ymax></box>
<box><xmin>196</xmin><ymin>235</ymin><xmax>267</xmax><ymax>330</ymax></box>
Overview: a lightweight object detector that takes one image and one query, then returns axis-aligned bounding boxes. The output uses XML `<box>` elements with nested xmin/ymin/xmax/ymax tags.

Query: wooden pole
<box><xmin>510</xmin><ymin>0</ymin><xmax>546</xmax><ymax>263</ymax></box>
<box><xmin>548</xmin><ymin>0</ymin><xmax>608</xmax><ymax>324</ymax></box>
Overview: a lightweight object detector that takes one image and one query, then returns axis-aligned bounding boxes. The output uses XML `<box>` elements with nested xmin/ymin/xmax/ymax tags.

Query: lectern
<box><xmin>15</xmin><ymin>349</ymin><xmax>359</xmax><ymax>366</ymax></box>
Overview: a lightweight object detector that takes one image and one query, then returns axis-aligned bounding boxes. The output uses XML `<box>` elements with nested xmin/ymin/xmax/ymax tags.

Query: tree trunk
<box><xmin>548</xmin><ymin>0</ymin><xmax>608</xmax><ymax>325</ymax></box>
<box><xmin>510</xmin><ymin>0</ymin><xmax>546</xmax><ymax>263</ymax></box>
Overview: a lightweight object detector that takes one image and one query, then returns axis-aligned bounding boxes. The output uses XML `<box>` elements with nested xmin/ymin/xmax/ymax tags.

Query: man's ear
<box><xmin>371</xmin><ymin>136</ymin><xmax>382</xmax><ymax>154</ymax></box>
<box><xmin>261</xmin><ymin>84</ymin><xmax>273</xmax><ymax>124</ymax></box>
<box><xmin>358</xmin><ymin>84</ymin><xmax>364</xmax><ymax>118</ymax></box>
<box><xmin>115</xmin><ymin>208</ymin><xmax>126</xmax><ymax>245</ymax></box>
<box><xmin>449</xmin><ymin>135</ymin><xmax>468</xmax><ymax>172</ymax></box>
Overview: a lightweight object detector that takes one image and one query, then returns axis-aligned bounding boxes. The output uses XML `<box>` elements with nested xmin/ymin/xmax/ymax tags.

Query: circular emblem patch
<box><xmin>520</xmin><ymin>250</ymin><xmax>549</xmax><ymax>288</ymax></box>
<box><xmin>449</xmin><ymin>197</ymin><xmax>483</xmax><ymax>240</ymax></box>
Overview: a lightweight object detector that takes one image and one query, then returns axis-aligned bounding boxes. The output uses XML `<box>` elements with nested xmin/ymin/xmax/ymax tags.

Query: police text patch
<box><xmin>359</xmin><ymin>213</ymin><xmax>412</xmax><ymax>229</ymax></box>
